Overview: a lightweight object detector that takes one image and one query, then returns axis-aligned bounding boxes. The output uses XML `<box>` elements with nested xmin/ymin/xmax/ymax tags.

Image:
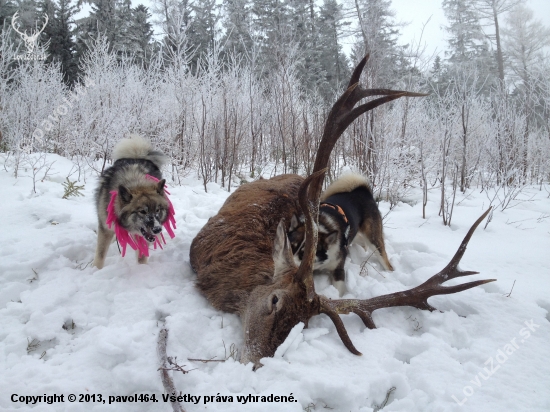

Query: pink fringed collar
<box><xmin>106</xmin><ymin>174</ymin><xmax>176</xmax><ymax>258</ymax></box>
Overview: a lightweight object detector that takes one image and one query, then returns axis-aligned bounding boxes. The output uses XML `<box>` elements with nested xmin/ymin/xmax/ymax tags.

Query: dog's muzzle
<box><xmin>140</xmin><ymin>227</ymin><xmax>158</xmax><ymax>243</ymax></box>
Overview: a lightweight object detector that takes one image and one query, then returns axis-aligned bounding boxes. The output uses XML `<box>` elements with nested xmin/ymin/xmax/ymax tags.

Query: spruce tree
<box><xmin>40</xmin><ymin>0</ymin><xmax>79</xmax><ymax>85</ymax></box>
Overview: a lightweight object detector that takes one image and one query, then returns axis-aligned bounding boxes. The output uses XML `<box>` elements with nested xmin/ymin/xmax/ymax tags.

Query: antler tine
<box><xmin>11</xmin><ymin>11</ymin><xmax>25</xmax><ymax>36</ymax></box>
<box><xmin>312</xmin><ymin>56</ymin><xmax>427</xmax><ymax>178</ymax></box>
<box><xmin>430</xmin><ymin>207</ymin><xmax>493</xmax><ymax>284</ymax></box>
<box><xmin>318</xmin><ymin>209</ymin><xmax>496</xmax><ymax>356</ymax></box>
<box><xmin>295</xmin><ymin>169</ymin><xmax>328</xmax><ymax>301</ymax></box>
<box><xmin>36</xmin><ymin>14</ymin><xmax>49</xmax><ymax>36</ymax></box>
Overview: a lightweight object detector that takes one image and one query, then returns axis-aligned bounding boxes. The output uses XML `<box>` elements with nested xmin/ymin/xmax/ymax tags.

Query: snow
<box><xmin>1</xmin><ymin>153</ymin><xmax>549</xmax><ymax>411</ymax></box>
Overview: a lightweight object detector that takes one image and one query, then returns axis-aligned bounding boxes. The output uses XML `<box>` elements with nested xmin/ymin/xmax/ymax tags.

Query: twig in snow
<box><xmin>359</xmin><ymin>252</ymin><xmax>385</xmax><ymax>279</ymax></box>
<box><xmin>157</xmin><ymin>328</ymin><xmax>185</xmax><ymax>412</ymax></box>
<box><xmin>303</xmin><ymin>403</ymin><xmax>316</xmax><ymax>412</ymax></box>
<box><xmin>28</xmin><ymin>269</ymin><xmax>39</xmax><ymax>283</ymax></box>
<box><xmin>483</xmin><ymin>207</ymin><xmax>493</xmax><ymax>230</ymax></box>
<box><xmin>505</xmin><ymin>280</ymin><xmax>516</xmax><ymax>298</ymax></box>
<box><xmin>223</xmin><ymin>340</ymin><xmax>238</xmax><ymax>361</ymax></box>
<box><xmin>373</xmin><ymin>387</ymin><xmax>396</xmax><ymax>412</ymax></box>
<box><xmin>187</xmin><ymin>357</ymin><xmax>225</xmax><ymax>363</ymax></box>
<box><xmin>27</xmin><ymin>338</ymin><xmax>40</xmax><ymax>354</ymax></box>
<box><xmin>159</xmin><ymin>357</ymin><xmax>196</xmax><ymax>375</ymax></box>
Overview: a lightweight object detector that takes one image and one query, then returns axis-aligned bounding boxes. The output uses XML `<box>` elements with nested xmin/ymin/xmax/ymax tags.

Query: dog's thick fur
<box><xmin>289</xmin><ymin>173</ymin><xmax>393</xmax><ymax>295</ymax></box>
<box><xmin>93</xmin><ymin>135</ymin><xmax>169</xmax><ymax>269</ymax></box>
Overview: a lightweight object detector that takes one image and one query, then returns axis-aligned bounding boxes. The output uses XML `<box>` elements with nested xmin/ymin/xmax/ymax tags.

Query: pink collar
<box><xmin>106</xmin><ymin>175</ymin><xmax>176</xmax><ymax>259</ymax></box>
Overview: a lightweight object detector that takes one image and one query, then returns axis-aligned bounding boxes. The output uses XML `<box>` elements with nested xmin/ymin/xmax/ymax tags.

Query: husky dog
<box><xmin>93</xmin><ymin>135</ymin><xmax>170</xmax><ymax>269</ymax></box>
<box><xmin>289</xmin><ymin>173</ymin><xmax>393</xmax><ymax>296</ymax></box>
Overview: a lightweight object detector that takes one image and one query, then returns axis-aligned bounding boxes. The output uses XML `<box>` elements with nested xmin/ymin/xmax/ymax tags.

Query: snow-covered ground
<box><xmin>1</xmin><ymin>153</ymin><xmax>549</xmax><ymax>412</ymax></box>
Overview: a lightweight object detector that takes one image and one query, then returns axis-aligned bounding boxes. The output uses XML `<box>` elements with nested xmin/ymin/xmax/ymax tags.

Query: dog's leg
<box><xmin>93</xmin><ymin>225</ymin><xmax>114</xmax><ymax>269</ymax></box>
<box><xmin>358</xmin><ymin>221</ymin><xmax>394</xmax><ymax>271</ymax></box>
<box><xmin>137</xmin><ymin>250</ymin><xmax>148</xmax><ymax>265</ymax></box>
<box><xmin>332</xmin><ymin>266</ymin><xmax>347</xmax><ymax>297</ymax></box>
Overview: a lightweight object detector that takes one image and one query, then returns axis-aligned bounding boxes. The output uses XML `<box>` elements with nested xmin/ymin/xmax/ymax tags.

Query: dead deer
<box><xmin>190</xmin><ymin>56</ymin><xmax>495</xmax><ymax>369</ymax></box>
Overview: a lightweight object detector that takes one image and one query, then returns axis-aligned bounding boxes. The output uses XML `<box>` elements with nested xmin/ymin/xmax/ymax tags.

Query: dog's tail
<box><xmin>112</xmin><ymin>134</ymin><xmax>168</xmax><ymax>169</ymax></box>
<box><xmin>321</xmin><ymin>173</ymin><xmax>370</xmax><ymax>201</ymax></box>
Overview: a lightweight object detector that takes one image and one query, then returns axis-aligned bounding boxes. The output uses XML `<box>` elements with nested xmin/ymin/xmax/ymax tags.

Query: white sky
<box><xmin>75</xmin><ymin>0</ymin><xmax>550</xmax><ymax>66</ymax></box>
<box><xmin>391</xmin><ymin>0</ymin><xmax>550</xmax><ymax>61</ymax></box>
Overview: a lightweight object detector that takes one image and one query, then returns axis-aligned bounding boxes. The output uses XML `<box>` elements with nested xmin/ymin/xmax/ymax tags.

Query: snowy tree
<box><xmin>0</xmin><ymin>0</ymin><xmax>16</xmax><ymax>27</ymax></box>
<box><xmin>502</xmin><ymin>4</ymin><xmax>550</xmax><ymax>86</ymax></box>
<box><xmin>316</xmin><ymin>0</ymin><xmax>349</xmax><ymax>100</ymax></box>
<box><xmin>350</xmin><ymin>0</ymin><xmax>402</xmax><ymax>87</ymax></box>
<box><xmin>473</xmin><ymin>0</ymin><xmax>524</xmax><ymax>85</ymax></box>
<box><xmin>221</xmin><ymin>0</ymin><xmax>253</xmax><ymax>57</ymax></box>
<box><xmin>188</xmin><ymin>0</ymin><xmax>220</xmax><ymax>64</ymax></box>
<box><xmin>442</xmin><ymin>0</ymin><xmax>495</xmax><ymax>91</ymax></box>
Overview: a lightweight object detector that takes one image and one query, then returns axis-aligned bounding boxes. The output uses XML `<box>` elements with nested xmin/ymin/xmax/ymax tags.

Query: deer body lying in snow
<box><xmin>190</xmin><ymin>56</ymin><xmax>495</xmax><ymax>369</ymax></box>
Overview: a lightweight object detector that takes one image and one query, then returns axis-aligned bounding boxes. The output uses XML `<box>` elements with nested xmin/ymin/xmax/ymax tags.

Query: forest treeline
<box><xmin>0</xmin><ymin>0</ymin><xmax>549</xmax><ymax>219</ymax></box>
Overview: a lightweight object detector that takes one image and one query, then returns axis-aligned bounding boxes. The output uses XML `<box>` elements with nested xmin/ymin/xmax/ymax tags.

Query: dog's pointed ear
<box><xmin>118</xmin><ymin>185</ymin><xmax>133</xmax><ymax>204</ymax></box>
<box><xmin>157</xmin><ymin>179</ymin><xmax>166</xmax><ymax>196</ymax></box>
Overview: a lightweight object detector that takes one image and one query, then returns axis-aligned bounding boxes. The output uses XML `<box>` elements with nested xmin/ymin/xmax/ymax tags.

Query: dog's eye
<box><xmin>139</xmin><ymin>210</ymin><xmax>147</xmax><ymax>215</ymax></box>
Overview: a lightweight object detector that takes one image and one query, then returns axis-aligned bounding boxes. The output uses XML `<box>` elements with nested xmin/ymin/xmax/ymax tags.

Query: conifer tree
<box><xmin>40</xmin><ymin>0</ymin><xmax>79</xmax><ymax>85</ymax></box>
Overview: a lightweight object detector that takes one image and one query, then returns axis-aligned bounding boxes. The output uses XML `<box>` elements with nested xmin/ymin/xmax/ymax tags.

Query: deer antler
<box><xmin>11</xmin><ymin>12</ymin><xmax>48</xmax><ymax>53</ymax></box>
<box><xmin>295</xmin><ymin>54</ymin><xmax>428</xmax><ymax>301</ymax></box>
<box><xmin>319</xmin><ymin>207</ymin><xmax>496</xmax><ymax>356</ymax></box>
<box><xmin>34</xmin><ymin>14</ymin><xmax>49</xmax><ymax>38</ymax></box>
<box><xmin>11</xmin><ymin>12</ymin><xmax>25</xmax><ymax>37</ymax></box>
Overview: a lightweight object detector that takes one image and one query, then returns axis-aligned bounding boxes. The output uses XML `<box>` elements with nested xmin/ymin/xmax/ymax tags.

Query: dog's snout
<box><xmin>152</xmin><ymin>226</ymin><xmax>162</xmax><ymax>234</ymax></box>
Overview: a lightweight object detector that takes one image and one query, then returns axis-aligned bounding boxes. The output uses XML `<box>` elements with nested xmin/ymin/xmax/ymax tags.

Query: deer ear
<box><xmin>272</xmin><ymin>219</ymin><xmax>296</xmax><ymax>280</ymax></box>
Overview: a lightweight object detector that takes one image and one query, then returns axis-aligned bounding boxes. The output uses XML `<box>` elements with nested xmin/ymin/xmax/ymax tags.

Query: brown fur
<box><xmin>191</xmin><ymin>175</ymin><xmax>304</xmax><ymax>313</ymax></box>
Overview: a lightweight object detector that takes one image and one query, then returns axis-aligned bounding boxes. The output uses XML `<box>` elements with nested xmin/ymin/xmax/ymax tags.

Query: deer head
<box><xmin>11</xmin><ymin>11</ymin><xmax>49</xmax><ymax>55</ymax></box>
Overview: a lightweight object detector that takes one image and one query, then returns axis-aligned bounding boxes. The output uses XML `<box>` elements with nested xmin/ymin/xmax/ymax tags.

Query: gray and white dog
<box><xmin>93</xmin><ymin>135</ymin><xmax>170</xmax><ymax>269</ymax></box>
<box><xmin>288</xmin><ymin>173</ymin><xmax>393</xmax><ymax>296</ymax></box>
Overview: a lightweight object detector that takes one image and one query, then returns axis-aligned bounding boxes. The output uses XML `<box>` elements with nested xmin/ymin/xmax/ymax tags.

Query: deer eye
<box><xmin>268</xmin><ymin>294</ymin><xmax>281</xmax><ymax>313</ymax></box>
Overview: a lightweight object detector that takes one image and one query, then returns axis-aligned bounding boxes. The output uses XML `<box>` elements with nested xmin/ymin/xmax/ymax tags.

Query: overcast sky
<box><xmin>74</xmin><ymin>0</ymin><xmax>550</xmax><ymax>66</ymax></box>
<box><xmin>391</xmin><ymin>0</ymin><xmax>550</xmax><ymax>61</ymax></box>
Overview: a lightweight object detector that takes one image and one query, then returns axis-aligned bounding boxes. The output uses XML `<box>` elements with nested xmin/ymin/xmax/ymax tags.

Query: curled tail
<box><xmin>112</xmin><ymin>134</ymin><xmax>168</xmax><ymax>169</ymax></box>
<box><xmin>321</xmin><ymin>173</ymin><xmax>370</xmax><ymax>201</ymax></box>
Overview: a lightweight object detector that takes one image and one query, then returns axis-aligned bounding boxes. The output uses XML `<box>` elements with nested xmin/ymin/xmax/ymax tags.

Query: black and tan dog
<box><xmin>288</xmin><ymin>173</ymin><xmax>393</xmax><ymax>295</ymax></box>
<box><xmin>93</xmin><ymin>135</ymin><xmax>170</xmax><ymax>269</ymax></box>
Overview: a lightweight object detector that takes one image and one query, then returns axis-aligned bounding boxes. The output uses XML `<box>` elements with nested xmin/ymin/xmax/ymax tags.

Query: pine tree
<box><xmin>502</xmin><ymin>4</ymin><xmax>550</xmax><ymax>85</ymax></box>
<box><xmin>127</xmin><ymin>4</ymin><xmax>153</xmax><ymax>64</ymax></box>
<box><xmin>317</xmin><ymin>0</ymin><xmax>349</xmax><ymax>99</ymax></box>
<box><xmin>473</xmin><ymin>0</ymin><xmax>523</xmax><ymax>85</ymax></box>
<box><xmin>350</xmin><ymin>0</ymin><xmax>404</xmax><ymax>87</ymax></box>
<box><xmin>221</xmin><ymin>0</ymin><xmax>253</xmax><ymax>57</ymax></box>
<box><xmin>0</xmin><ymin>0</ymin><xmax>17</xmax><ymax>27</ymax></box>
<box><xmin>40</xmin><ymin>0</ymin><xmax>79</xmax><ymax>85</ymax></box>
<box><xmin>188</xmin><ymin>0</ymin><xmax>220</xmax><ymax>62</ymax></box>
<box><xmin>442</xmin><ymin>0</ymin><xmax>492</xmax><ymax>68</ymax></box>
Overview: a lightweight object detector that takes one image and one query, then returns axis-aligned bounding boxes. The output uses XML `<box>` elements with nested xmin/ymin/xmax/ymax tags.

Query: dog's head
<box><xmin>288</xmin><ymin>212</ymin><xmax>347</xmax><ymax>272</ymax></box>
<box><xmin>116</xmin><ymin>179</ymin><xmax>169</xmax><ymax>242</ymax></box>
